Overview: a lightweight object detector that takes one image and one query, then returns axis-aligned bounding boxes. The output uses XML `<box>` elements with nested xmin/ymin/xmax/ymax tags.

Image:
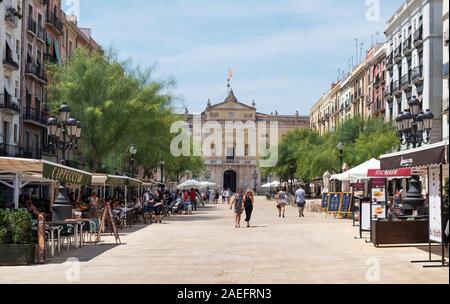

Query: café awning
<box><xmin>0</xmin><ymin>157</ymin><xmax>92</xmax><ymax>186</ymax></box>
<box><xmin>91</xmin><ymin>173</ymin><xmax>143</xmax><ymax>187</ymax></box>
<box><xmin>380</xmin><ymin>141</ymin><xmax>447</xmax><ymax>170</ymax></box>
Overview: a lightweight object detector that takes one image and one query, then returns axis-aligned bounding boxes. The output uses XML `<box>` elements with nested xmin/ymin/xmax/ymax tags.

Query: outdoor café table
<box><xmin>48</xmin><ymin>219</ymin><xmax>85</xmax><ymax>249</ymax></box>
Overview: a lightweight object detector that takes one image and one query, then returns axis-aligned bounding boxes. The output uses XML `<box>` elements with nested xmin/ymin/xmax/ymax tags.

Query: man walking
<box><xmin>189</xmin><ymin>188</ymin><xmax>198</xmax><ymax>211</ymax></box>
<box><xmin>295</xmin><ymin>185</ymin><xmax>306</xmax><ymax>218</ymax></box>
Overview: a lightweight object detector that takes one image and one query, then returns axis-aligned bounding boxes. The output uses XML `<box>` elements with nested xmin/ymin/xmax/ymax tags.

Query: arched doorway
<box><xmin>223</xmin><ymin>170</ymin><xmax>237</xmax><ymax>193</ymax></box>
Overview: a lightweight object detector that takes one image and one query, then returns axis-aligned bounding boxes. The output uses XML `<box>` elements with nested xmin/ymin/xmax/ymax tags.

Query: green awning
<box><xmin>53</xmin><ymin>39</ymin><xmax>62</xmax><ymax>65</ymax></box>
<box><xmin>43</xmin><ymin>162</ymin><xmax>92</xmax><ymax>186</ymax></box>
<box><xmin>104</xmin><ymin>175</ymin><xmax>143</xmax><ymax>187</ymax></box>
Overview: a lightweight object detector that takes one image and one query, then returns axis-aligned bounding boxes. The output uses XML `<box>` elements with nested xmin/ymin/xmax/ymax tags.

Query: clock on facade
<box><xmin>228</xmin><ymin>112</ymin><xmax>235</xmax><ymax>119</ymax></box>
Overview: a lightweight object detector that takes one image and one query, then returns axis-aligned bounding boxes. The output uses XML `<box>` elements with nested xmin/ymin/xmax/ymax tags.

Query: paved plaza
<box><xmin>0</xmin><ymin>197</ymin><xmax>448</xmax><ymax>284</ymax></box>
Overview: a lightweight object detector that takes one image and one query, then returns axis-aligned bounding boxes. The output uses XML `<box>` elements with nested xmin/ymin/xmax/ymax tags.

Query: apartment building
<box><xmin>365</xmin><ymin>43</ymin><xmax>387</xmax><ymax>120</ymax></box>
<box><xmin>310</xmin><ymin>82</ymin><xmax>341</xmax><ymax>135</ymax></box>
<box><xmin>20</xmin><ymin>0</ymin><xmax>50</xmax><ymax>159</ymax></box>
<box><xmin>1</xmin><ymin>0</ymin><xmax>22</xmax><ymax>157</ymax></box>
<box><xmin>384</xmin><ymin>0</ymin><xmax>443</xmax><ymax>145</ymax></box>
<box><xmin>443</xmin><ymin>0</ymin><xmax>449</xmax><ymax>141</ymax></box>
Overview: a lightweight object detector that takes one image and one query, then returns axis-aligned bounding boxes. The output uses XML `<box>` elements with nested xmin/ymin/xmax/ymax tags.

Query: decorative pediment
<box><xmin>208</xmin><ymin>89</ymin><xmax>256</xmax><ymax>111</ymax></box>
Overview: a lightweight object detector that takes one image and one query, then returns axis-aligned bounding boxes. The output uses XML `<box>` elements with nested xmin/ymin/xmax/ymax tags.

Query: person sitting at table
<box><xmin>88</xmin><ymin>193</ymin><xmax>100</xmax><ymax>218</ymax></box>
<box><xmin>134</xmin><ymin>198</ymin><xmax>143</xmax><ymax>210</ymax></box>
<box><xmin>26</xmin><ymin>199</ymin><xmax>37</xmax><ymax>214</ymax></box>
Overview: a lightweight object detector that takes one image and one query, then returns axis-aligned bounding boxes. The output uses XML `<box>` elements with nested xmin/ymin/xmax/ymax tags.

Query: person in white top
<box><xmin>276</xmin><ymin>187</ymin><xmax>288</xmax><ymax>218</ymax></box>
<box><xmin>225</xmin><ymin>189</ymin><xmax>231</xmax><ymax>204</ymax></box>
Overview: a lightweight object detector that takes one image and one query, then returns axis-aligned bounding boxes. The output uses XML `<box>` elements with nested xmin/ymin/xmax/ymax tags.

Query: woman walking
<box><xmin>244</xmin><ymin>189</ymin><xmax>254</xmax><ymax>228</ymax></box>
<box><xmin>277</xmin><ymin>187</ymin><xmax>288</xmax><ymax>218</ymax></box>
<box><xmin>152</xmin><ymin>190</ymin><xmax>163</xmax><ymax>224</ymax></box>
<box><xmin>230</xmin><ymin>189</ymin><xmax>244</xmax><ymax>228</ymax></box>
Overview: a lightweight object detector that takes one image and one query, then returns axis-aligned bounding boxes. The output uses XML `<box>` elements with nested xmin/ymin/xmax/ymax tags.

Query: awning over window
<box><xmin>380</xmin><ymin>142</ymin><xmax>448</xmax><ymax>170</ymax></box>
<box><xmin>92</xmin><ymin>173</ymin><xmax>143</xmax><ymax>187</ymax></box>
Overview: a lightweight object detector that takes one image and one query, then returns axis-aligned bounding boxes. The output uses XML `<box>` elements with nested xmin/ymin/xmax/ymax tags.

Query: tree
<box><xmin>47</xmin><ymin>48</ymin><xmax>175</xmax><ymax>173</ymax></box>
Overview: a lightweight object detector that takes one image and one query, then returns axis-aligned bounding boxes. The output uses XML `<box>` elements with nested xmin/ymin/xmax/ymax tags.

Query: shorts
<box><xmin>297</xmin><ymin>202</ymin><xmax>305</xmax><ymax>208</ymax></box>
<box><xmin>278</xmin><ymin>202</ymin><xmax>287</xmax><ymax>208</ymax></box>
<box><xmin>144</xmin><ymin>205</ymin><xmax>152</xmax><ymax>213</ymax></box>
<box><xmin>153</xmin><ymin>206</ymin><xmax>162</xmax><ymax>216</ymax></box>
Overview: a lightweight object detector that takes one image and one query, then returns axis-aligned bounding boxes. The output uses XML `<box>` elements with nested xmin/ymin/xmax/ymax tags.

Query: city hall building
<box><xmin>183</xmin><ymin>88</ymin><xmax>309</xmax><ymax>192</ymax></box>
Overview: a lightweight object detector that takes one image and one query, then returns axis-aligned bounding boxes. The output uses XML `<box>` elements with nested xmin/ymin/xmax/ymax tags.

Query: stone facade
<box><xmin>1</xmin><ymin>0</ymin><xmax>22</xmax><ymax>157</ymax></box>
<box><xmin>184</xmin><ymin>89</ymin><xmax>309</xmax><ymax>192</ymax></box>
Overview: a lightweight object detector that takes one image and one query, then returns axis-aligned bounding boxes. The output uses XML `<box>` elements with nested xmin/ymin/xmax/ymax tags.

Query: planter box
<box><xmin>371</xmin><ymin>220</ymin><xmax>429</xmax><ymax>246</ymax></box>
<box><xmin>0</xmin><ymin>244</ymin><xmax>36</xmax><ymax>266</ymax></box>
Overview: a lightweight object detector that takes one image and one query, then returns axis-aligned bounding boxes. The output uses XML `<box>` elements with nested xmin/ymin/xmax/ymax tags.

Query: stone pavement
<box><xmin>0</xmin><ymin>197</ymin><xmax>448</xmax><ymax>284</ymax></box>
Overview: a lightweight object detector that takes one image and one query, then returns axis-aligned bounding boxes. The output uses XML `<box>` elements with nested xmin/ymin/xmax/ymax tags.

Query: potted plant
<box><xmin>0</xmin><ymin>209</ymin><xmax>36</xmax><ymax>266</ymax></box>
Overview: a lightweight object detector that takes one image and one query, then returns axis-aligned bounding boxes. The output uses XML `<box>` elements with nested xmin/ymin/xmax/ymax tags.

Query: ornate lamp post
<box><xmin>129</xmin><ymin>144</ymin><xmax>137</xmax><ymax>178</ymax></box>
<box><xmin>205</xmin><ymin>172</ymin><xmax>211</xmax><ymax>181</ymax></box>
<box><xmin>395</xmin><ymin>96</ymin><xmax>435</xmax><ymax>149</ymax></box>
<box><xmin>47</xmin><ymin>104</ymin><xmax>82</xmax><ymax>166</ymax></box>
<box><xmin>160</xmin><ymin>161</ymin><xmax>165</xmax><ymax>184</ymax></box>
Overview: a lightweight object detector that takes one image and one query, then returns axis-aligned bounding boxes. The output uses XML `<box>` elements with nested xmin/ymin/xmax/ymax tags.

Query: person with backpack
<box><xmin>277</xmin><ymin>187</ymin><xmax>288</xmax><ymax>218</ymax></box>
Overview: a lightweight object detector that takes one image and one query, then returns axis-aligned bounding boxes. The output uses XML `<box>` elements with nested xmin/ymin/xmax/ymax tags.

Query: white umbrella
<box><xmin>177</xmin><ymin>180</ymin><xmax>202</xmax><ymax>190</ymax></box>
<box><xmin>261</xmin><ymin>181</ymin><xmax>281</xmax><ymax>188</ymax></box>
<box><xmin>199</xmin><ymin>181</ymin><xmax>216</xmax><ymax>188</ymax></box>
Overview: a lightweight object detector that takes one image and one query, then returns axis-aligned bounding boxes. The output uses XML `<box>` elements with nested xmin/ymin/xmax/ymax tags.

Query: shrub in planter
<box><xmin>0</xmin><ymin>209</ymin><xmax>35</xmax><ymax>266</ymax></box>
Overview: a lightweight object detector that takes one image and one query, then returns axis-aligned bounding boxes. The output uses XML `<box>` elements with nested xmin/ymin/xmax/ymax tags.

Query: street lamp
<box><xmin>252</xmin><ymin>169</ymin><xmax>258</xmax><ymax>193</ymax></box>
<box><xmin>337</xmin><ymin>139</ymin><xmax>345</xmax><ymax>173</ymax></box>
<box><xmin>396</xmin><ymin>96</ymin><xmax>435</xmax><ymax>148</ymax></box>
<box><xmin>129</xmin><ymin>144</ymin><xmax>137</xmax><ymax>178</ymax></box>
<box><xmin>47</xmin><ymin>104</ymin><xmax>82</xmax><ymax>166</ymax></box>
<box><xmin>160</xmin><ymin>161</ymin><xmax>165</xmax><ymax>184</ymax></box>
<box><xmin>205</xmin><ymin>172</ymin><xmax>211</xmax><ymax>181</ymax></box>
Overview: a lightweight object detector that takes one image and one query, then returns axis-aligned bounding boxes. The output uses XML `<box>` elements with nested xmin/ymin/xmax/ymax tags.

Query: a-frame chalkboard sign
<box><xmin>96</xmin><ymin>202</ymin><xmax>121</xmax><ymax>245</ymax></box>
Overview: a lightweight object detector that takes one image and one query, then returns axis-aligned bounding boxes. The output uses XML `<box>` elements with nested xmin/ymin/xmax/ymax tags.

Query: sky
<box><xmin>67</xmin><ymin>0</ymin><xmax>405</xmax><ymax>115</ymax></box>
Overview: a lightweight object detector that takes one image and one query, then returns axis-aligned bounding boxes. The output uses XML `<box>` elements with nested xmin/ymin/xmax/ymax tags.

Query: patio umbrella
<box><xmin>199</xmin><ymin>181</ymin><xmax>216</xmax><ymax>188</ymax></box>
<box><xmin>177</xmin><ymin>180</ymin><xmax>202</xmax><ymax>190</ymax></box>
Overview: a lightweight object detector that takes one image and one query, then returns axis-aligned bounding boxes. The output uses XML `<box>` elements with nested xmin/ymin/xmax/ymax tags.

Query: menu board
<box><xmin>371</xmin><ymin>178</ymin><xmax>387</xmax><ymax>220</ymax></box>
<box><xmin>361</xmin><ymin>199</ymin><xmax>371</xmax><ymax>231</ymax></box>
<box><xmin>340</xmin><ymin>193</ymin><xmax>352</xmax><ymax>214</ymax></box>
<box><xmin>321</xmin><ymin>193</ymin><xmax>329</xmax><ymax>209</ymax></box>
<box><xmin>328</xmin><ymin>193</ymin><xmax>342</xmax><ymax>212</ymax></box>
<box><xmin>429</xmin><ymin>166</ymin><xmax>442</xmax><ymax>243</ymax></box>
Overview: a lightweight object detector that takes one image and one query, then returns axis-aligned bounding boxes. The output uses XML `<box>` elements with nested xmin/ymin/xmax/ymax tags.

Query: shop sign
<box><xmin>43</xmin><ymin>163</ymin><xmax>92</xmax><ymax>186</ymax></box>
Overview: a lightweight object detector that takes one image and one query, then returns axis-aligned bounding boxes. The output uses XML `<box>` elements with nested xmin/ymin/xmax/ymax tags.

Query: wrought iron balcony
<box><xmin>393</xmin><ymin>80</ymin><xmax>402</xmax><ymax>97</ymax></box>
<box><xmin>0</xmin><ymin>144</ymin><xmax>22</xmax><ymax>157</ymax></box>
<box><xmin>25</xmin><ymin>63</ymin><xmax>47</xmax><ymax>83</ymax></box>
<box><xmin>27</xmin><ymin>17</ymin><xmax>37</xmax><ymax>35</ymax></box>
<box><xmin>403</xmin><ymin>37</ymin><xmax>412</xmax><ymax>56</ymax></box>
<box><xmin>22</xmin><ymin>107</ymin><xmax>49</xmax><ymax>125</ymax></box>
<box><xmin>411</xmin><ymin>65</ymin><xmax>423</xmax><ymax>84</ymax></box>
<box><xmin>0</xmin><ymin>94</ymin><xmax>20</xmax><ymax>114</ymax></box>
<box><xmin>46</xmin><ymin>11</ymin><xmax>64</xmax><ymax>33</ymax></box>
<box><xmin>386</xmin><ymin>53</ymin><xmax>394</xmax><ymax>70</ymax></box>
<box><xmin>37</xmin><ymin>24</ymin><xmax>45</xmax><ymax>42</ymax></box>
<box><xmin>394</xmin><ymin>45</ymin><xmax>402</xmax><ymax>63</ymax></box>
<box><xmin>3</xmin><ymin>55</ymin><xmax>19</xmax><ymax>71</ymax></box>
<box><xmin>400</xmin><ymin>72</ymin><xmax>411</xmax><ymax>90</ymax></box>
<box><xmin>413</xmin><ymin>26</ymin><xmax>423</xmax><ymax>47</ymax></box>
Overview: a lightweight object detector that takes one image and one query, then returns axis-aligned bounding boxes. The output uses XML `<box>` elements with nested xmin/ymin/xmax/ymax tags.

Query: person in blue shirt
<box><xmin>295</xmin><ymin>185</ymin><xmax>307</xmax><ymax>218</ymax></box>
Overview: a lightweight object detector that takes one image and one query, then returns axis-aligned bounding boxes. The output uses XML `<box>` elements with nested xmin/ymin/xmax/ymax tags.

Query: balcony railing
<box><xmin>400</xmin><ymin>72</ymin><xmax>411</xmax><ymax>89</ymax></box>
<box><xmin>386</xmin><ymin>54</ymin><xmax>394</xmax><ymax>69</ymax></box>
<box><xmin>25</xmin><ymin>63</ymin><xmax>47</xmax><ymax>83</ymax></box>
<box><xmin>44</xmin><ymin>53</ymin><xmax>58</xmax><ymax>64</ymax></box>
<box><xmin>443</xmin><ymin>62</ymin><xmax>449</xmax><ymax>79</ymax></box>
<box><xmin>22</xmin><ymin>107</ymin><xmax>49</xmax><ymax>125</ymax></box>
<box><xmin>393</xmin><ymin>80</ymin><xmax>401</xmax><ymax>96</ymax></box>
<box><xmin>0</xmin><ymin>94</ymin><xmax>20</xmax><ymax>113</ymax></box>
<box><xmin>3</xmin><ymin>55</ymin><xmax>20</xmax><ymax>70</ymax></box>
<box><xmin>27</xmin><ymin>17</ymin><xmax>37</xmax><ymax>34</ymax></box>
<box><xmin>0</xmin><ymin>144</ymin><xmax>22</xmax><ymax>157</ymax></box>
<box><xmin>403</xmin><ymin>37</ymin><xmax>412</xmax><ymax>55</ymax></box>
<box><xmin>412</xmin><ymin>65</ymin><xmax>423</xmax><ymax>83</ymax></box>
<box><xmin>413</xmin><ymin>27</ymin><xmax>423</xmax><ymax>46</ymax></box>
<box><xmin>394</xmin><ymin>45</ymin><xmax>402</xmax><ymax>62</ymax></box>
<box><xmin>46</xmin><ymin>11</ymin><xmax>64</xmax><ymax>33</ymax></box>
<box><xmin>37</xmin><ymin>24</ymin><xmax>45</xmax><ymax>42</ymax></box>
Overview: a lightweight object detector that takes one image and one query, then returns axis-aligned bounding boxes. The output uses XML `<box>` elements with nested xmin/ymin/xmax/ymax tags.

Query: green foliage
<box><xmin>0</xmin><ymin>209</ymin><xmax>33</xmax><ymax>245</ymax></box>
<box><xmin>46</xmin><ymin>48</ymin><xmax>192</xmax><ymax>174</ymax></box>
<box><xmin>268</xmin><ymin>117</ymin><xmax>399</xmax><ymax>182</ymax></box>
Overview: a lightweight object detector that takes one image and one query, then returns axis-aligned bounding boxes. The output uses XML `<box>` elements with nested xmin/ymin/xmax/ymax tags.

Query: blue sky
<box><xmin>70</xmin><ymin>0</ymin><xmax>404</xmax><ymax>115</ymax></box>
